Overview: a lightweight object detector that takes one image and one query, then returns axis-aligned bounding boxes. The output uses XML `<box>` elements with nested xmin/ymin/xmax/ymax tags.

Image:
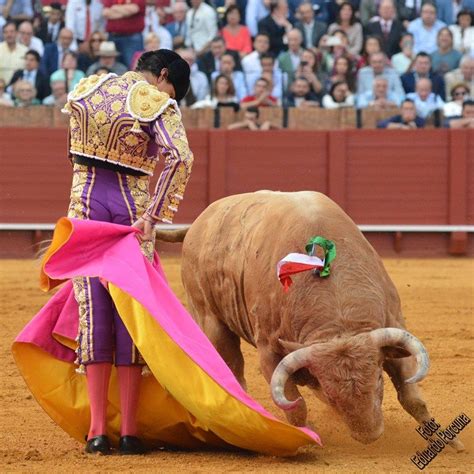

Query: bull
<box><xmin>156</xmin><ymin>191</ymin><xmax>464</xmax><ymax>450</ymax></box>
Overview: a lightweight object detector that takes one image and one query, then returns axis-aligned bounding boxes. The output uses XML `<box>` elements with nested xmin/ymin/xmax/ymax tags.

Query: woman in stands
<box><xmin>293</xmin><ymin>49</ymin><xmax>323</xmax><ymax>96</ymax></box>
<box><xmin>327</xmin><ymin>2</ymin><xmax>363</xmax><ymax>56</ymax></box>
<box><xmin>77</xmin><ymin>31</ymin><xmax>106</xmax><ymax>73</ymax></box>
<box><xmin>431</xmin><ymin>28</ymin><xmax>462</xmax><ymax>75</ymax></box>
<box><xmin>191</xmin><ymin>74</ymin><xmax>239</xmax><ymax>111</ymax></box>
<box><xmin>324</xmin><ymin>55</ymin><xmax>355</xmax><ymax>93</ymax></box>
<box><xmin>322</xmin><ymin>80</ymin><xmax>355</xmax><ymax>108</ymax></box>
<box><xmin>449</xmin><ymin>10</ymin><xmax>474</xmax><ymax>55</ymax></box>
<box><xmin>220</xmin><ymin>5</ymin><xmax>252</xmax><ymax>57</ymax></box>
<box><xmin>443</xmin><ymin>82</ymin><xmax>470</xmax><ymax>118</ymax></box>
<box><xmin>356</xmin><ymin>35</ymin><xmax>383</xmax><ymax>70</ymax></box>
<box><xmin>50</xmin><ymin>52</ymin><xmax>85</xmax><ymax>92</ymax></box>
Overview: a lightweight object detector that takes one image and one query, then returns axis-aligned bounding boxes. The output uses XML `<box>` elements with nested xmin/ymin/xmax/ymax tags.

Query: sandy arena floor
<box><xmin>0</xmin><ymin>258</ymin><xmax>473</xmax><ymax>473</ymax></box>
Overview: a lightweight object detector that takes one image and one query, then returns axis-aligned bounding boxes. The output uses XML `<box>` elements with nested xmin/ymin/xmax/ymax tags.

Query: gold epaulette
<box><xmin>126</xmin><ymin>82</ymin><xmax>175</xmax><ymax>123</ymax></box>
<box><xmin>68</xmin><ymin>72</ymin><xmax>117</xmax><ymax>102</ymax></box>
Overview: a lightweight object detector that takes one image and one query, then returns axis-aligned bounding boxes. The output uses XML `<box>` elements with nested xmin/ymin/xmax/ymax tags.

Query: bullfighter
<box><xmin>62</xmin><ymin>49</ymin><xmax>193</xmax><ymax>455</ymax></box>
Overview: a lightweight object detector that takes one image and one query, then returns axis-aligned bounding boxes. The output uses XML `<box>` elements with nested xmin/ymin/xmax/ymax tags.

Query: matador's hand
<box><xmin>132</xmin><ymin>216</ymin><xmax>154</xmax><ymax>242</ymax></box>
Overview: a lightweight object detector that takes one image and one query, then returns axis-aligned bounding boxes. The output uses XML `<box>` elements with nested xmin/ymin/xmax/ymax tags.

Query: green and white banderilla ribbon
<box><xmin>277</xmin><ymin>236</ymin><xmax>337</xmax><ymax>291</ymax></box>
<box><xmin>305</xmin><ymin>236</ymin><xmax>336</xmax><ymax>277</ymax></box>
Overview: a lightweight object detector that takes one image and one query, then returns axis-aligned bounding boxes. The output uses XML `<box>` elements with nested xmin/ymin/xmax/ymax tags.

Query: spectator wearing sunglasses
<box><xmin>77</xmin><ymin>31</ymin><xmax>106</xmax><ymax>72</ymax></box>
<box><xmin>443</xmin><ymin>82</ymin><xmax>471</xmax><ymax>118</ymax></box>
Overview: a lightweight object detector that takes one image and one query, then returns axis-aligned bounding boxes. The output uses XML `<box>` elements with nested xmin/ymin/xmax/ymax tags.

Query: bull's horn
<box><xmin>154</xmin><ymin>227</ymin><xmax>189</xmax><ymax>243</ymax></box>
<box><xmin>270</xmin><ymin>346</ymin><xmax>313</xmax><ymax>410</ymax></box>
<box><xmin>370</xmin><ymin>328</ymin><xmax>430</xmax><ymax>384</ymax></box>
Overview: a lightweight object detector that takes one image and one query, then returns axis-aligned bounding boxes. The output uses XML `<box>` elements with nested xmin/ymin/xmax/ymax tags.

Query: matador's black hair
<box><xmin>136</xmin><ymin>49</ymin><xmax>190</xmax><ymax>102</ymax></box>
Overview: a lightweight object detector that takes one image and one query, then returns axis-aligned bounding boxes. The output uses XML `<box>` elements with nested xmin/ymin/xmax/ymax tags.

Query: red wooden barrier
<box><xmin>1</xmin><ymin>128</ymin><xmax>473</xmax><ymax>257</ymax></box>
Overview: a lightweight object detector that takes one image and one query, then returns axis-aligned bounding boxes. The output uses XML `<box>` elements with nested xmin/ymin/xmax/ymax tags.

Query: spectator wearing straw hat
<box><xmin>85</xmin><ymin>40</ymin><xmax>127</xmax><ymax>76</ymax></box>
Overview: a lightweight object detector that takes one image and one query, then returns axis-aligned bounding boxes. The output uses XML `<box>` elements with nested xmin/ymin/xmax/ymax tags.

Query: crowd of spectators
<box><xmin>0</xmin><ymin>0</ymin><xmax>473</xmax><ymax>128</ymax></box>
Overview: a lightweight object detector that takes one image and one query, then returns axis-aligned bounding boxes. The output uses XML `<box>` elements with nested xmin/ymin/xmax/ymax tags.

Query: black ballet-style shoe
<box><xmin>85</xmin><ymin>435</ymin><xmax>112</xmax><ymax>455</ymax></box>
<box><xmin>119</xmin><ymin>435</ymin><xmax>147</xmax><ymax>455</ymax></box>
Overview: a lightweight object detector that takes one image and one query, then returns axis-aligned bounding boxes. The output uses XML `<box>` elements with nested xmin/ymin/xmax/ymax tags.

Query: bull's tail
<box><xmin>154</xmin><ymin>226</ymin><xmax>190</xmax><ymax>243</ymax></box>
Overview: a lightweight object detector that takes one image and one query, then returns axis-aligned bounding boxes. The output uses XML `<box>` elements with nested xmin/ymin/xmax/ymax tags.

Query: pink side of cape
<box><xmin>16</xmin><ymin>218</ymin><xmax>320</xmax><ymax>444</ymax></box>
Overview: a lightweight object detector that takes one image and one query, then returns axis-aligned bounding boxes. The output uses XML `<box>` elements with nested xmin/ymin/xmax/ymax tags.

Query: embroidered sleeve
<box><xmin>145</xmin><ymin>107</ymin><xmax>194</xmax><ymax>224</ymax></box>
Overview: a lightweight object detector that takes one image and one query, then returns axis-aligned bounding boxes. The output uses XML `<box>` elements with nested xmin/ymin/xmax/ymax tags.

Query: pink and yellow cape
<box><xmin>12</xmin><ymin>217</ymin><xmax>321</xmax><ymax>455</ymax></box>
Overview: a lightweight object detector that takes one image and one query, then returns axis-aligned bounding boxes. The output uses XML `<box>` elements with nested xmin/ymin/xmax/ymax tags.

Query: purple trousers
<box><xmin>67</xmin><ymin>164</ymin><xmax>153</xmax><ymax>369</ymax></box>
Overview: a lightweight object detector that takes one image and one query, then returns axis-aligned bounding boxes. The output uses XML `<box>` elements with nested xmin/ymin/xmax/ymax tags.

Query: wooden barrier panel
<box><xmin>0</xmin><ymin>128</ymin><xmax>70</xmax><ymax>222</ymax></box>
<box><xmin>0</xmin><ymin>106</ymin><xmax>360</xmax><ymax>130</ymax></box>
<box><xmin>360</xmin><ymin>106</ymin><xmax>400</xmax><ymax>129</ymax></box>
<box><xmin>0</xmin><ymin>128</ymin><xmax>208</xmax><ymax>224</ymax></box>
<box><xmin>223</xmin><ymin>130</ymin><xmax>329</xmax><ymax>196</ymax></box>
<box><xmin>288</xmin><ymin>108</ymin><xmax>341</xmax><ymax>130</ymax></box>
<box><xmin>173</xmin><ymin>130</ymin><xmax>209</xmax><ymax>222</ymax></box>
<box><xmin>467</xmin><ymin>131</ymin><xmax>474</xmax><ymax>224</ymax></box>
<box><xmin>1</xmin><ymin>128</ymin><xmax>472</xmax><ymax>227</ymax></box>
<box><xmin>1</xmin><ymin>128</ymin><xmax>473</xmax><ymax>257</ymax></box>
<box><xmin>344</xmin><ymin>129</ymin><xmax>450</xmax><ymax>223</ymax></box>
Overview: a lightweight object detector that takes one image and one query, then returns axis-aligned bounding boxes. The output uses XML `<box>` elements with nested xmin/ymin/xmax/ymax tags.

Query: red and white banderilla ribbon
<box><xmin>277</xmin><ymin>253</ymin><xmax>325</xmax><ymax>292</ymax></box>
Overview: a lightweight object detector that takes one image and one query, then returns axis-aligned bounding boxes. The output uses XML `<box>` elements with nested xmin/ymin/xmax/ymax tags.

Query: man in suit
<box><xmin>36</xmin><ymin>3</ymin><xmax>64</xmax><ymax>44</ymax></box>
<box><xmin>8</xmin><ymin>49</ymin><xmax>50</xmax><ymax>100</ymax></box>
<box><xmin>401</xmin><ymin>51</ymin><xmax>446</xmax><ymax>100</ymax></box>
<box><xmin>398</xmin><ymin>0</ymin><xmax>428</xmax><ymax>24</ymax></box>
<box><xmin>198</xmin><ymin>36</ymin><xmax>241</xmax><ymax>80</ymax></box>
<box><xmin>18</xmin><ymin>20</ymin><xmax>44</xmax><ymax>56</ymax></box>
<box><xmin>294</xmin><ymin>1</ymin><xmax>327</xmax><ymax>50</ymax></box>
<box><xmin>40</xmin><ymin>27</ymin><xmax>75</xmax><ymax>77</ymax></box>
<box><xmin>258</xmin><ymin>0</ymin><xmax>293</xmax><ymax>57</ymax></box>
<box><xmin>366</xmin><ymin>0</ymin><xmax>405</xmax><ymax>58</ymax></box>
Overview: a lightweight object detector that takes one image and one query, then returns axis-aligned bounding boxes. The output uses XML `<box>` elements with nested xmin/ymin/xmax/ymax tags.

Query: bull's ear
<box><xmin>278</xmin><ymin>338</ymin><xmax>305</xmax><ymax>353</ymax></box>
<box><xmin>382</xmin><ymin>346</ymin><xmax>412</xmax><ymax>359</ymax></box>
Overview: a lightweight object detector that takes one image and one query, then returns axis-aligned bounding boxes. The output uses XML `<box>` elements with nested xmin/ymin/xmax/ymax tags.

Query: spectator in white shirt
<box><xmin>391</xmin><ymin>32</ymin><xmax>416</xmax><ymax>75</ymax></box>
<box><xmin>357</xmin><ymin>51</ymin><xmax>405</xmax><ymax>100</ymax></box>
<box><xmin>211</xmin><ymin>52</ymin><xmax>247</xmax><ymax>100</ymax></box>
<box><xmin>178</xmin><ymin>47</ymin><xmax>210</xmax><ymax>101</ymax></box>
<box><xmin>406</xmin><ymin>77</ymin><xmax>445</xmax><ymax>118</ymax></box>
<box><xmin>143</xmin><ymin>0</ymin><xmax>173</xmax><ymax>50</ymax></box>
<box><xmin>245</xmin><ymin>0</ymin><xmax>270</xmax><ymax>38</ymax></box>
<box><xmin>185</xmin><ymin>0</ymin><xmax>217</xmax><ymax>56</ymax></box>
<box><xmin>18</xmin><ymin>20</ymin><xmax>44</xmax><ymax>56</ymax></box>
<box><xmin>443</xmin><ymin>82</ymin><xmax>470</xmax><ymax>117</ymax></box>
<box><xmin>322</xmin><ymin>80</ymin><xmax>355</xmax><ymax>108</ymax></box>
<box><xmin>65</xmin><ymin>0</ymin><xmax>104</xmax><ymax>43</ymax></box>
<box><xmin>258</xmin><ymin>52</ymin><xmax>284</xmax><ymax>101</ymax></box>
<box><xmin>0</xmin><ymin>21</ymin><xmax>27</xmax><ymax>83</ymax></box>
<box><xmin>357</xmin><ymin>76</ymin><xmax>402</xmax><ymax>108</ymax></box>
<box><xmin>449</xmin><ymin>9</ymin><xmax>474</xmax><ymax>55</ymax></box>
<box><xmin>242</xmin><ymin>33</ymin><xmax>271</xmax><ymax>82</ymax></box>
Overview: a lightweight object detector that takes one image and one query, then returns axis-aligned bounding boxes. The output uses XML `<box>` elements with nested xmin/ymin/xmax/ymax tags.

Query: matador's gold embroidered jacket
<box><xmin>62</xmin><ymin>71</ymin><xmax>194</xmax><ymax>224</ymax></box>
